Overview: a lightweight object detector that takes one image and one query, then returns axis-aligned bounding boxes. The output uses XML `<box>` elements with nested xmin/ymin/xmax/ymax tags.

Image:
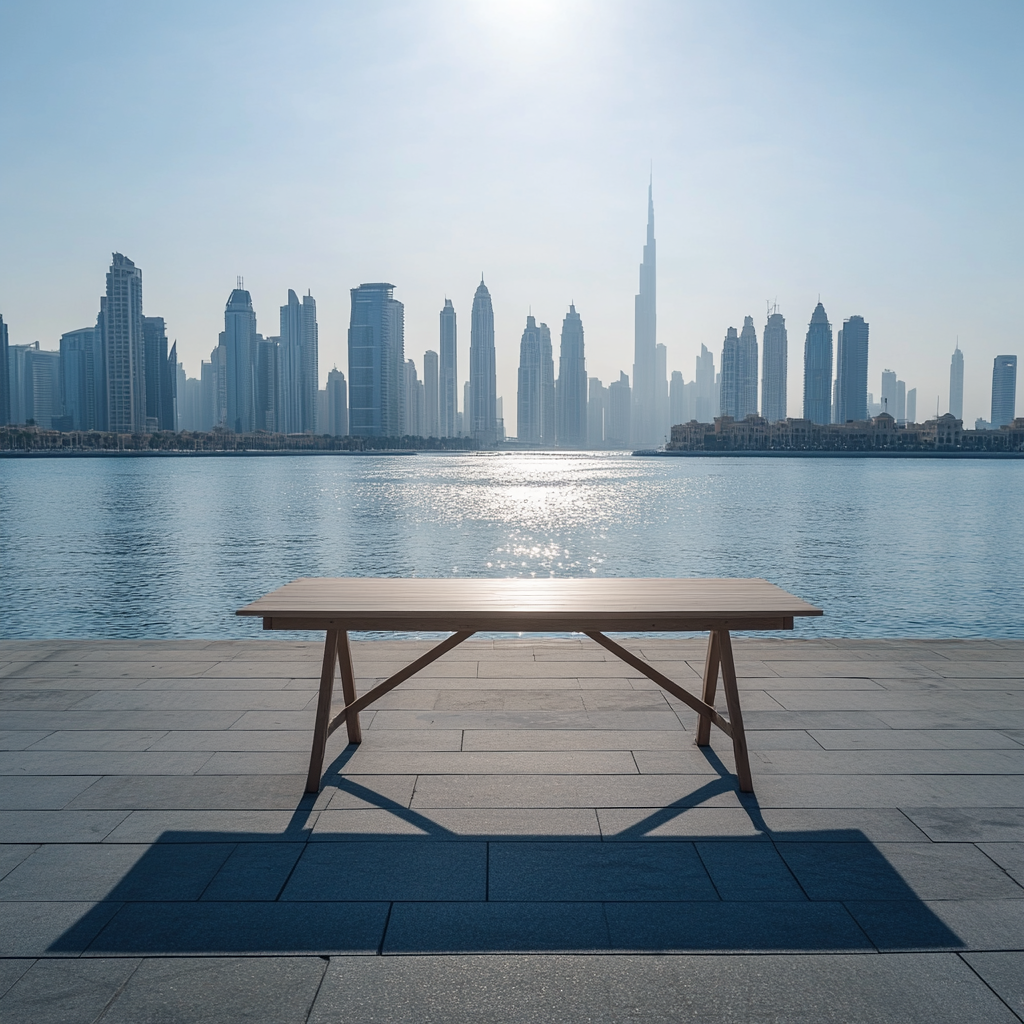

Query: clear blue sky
<box><xmin>1</xmin><ymin>0</ymin><xmax>1021</xmax><ymax>431</ymax></box>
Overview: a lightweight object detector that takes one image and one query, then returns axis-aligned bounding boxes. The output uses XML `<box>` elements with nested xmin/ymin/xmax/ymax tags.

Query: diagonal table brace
<box><xmin>306</xmin><ymin>629</ymin><xmax>475</xmax><ymax>792</ymax></box>
<box><xmin>584</xmin><ymin>629</ymin><xmax>753</xmax><ymax>793</ymax></box>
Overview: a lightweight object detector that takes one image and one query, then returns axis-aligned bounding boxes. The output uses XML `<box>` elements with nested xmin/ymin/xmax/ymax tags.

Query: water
<box><xmin>1</xmin><ymin>452</ymin><xmax>1021</xmax><ymax>640</ymax></box>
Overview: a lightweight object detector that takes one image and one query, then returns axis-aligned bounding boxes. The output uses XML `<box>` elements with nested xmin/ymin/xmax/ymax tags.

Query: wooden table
<box><xmin>237</xmin><ymin>578</ymin><xmax>823</xmax><ymax>794</ymax></box>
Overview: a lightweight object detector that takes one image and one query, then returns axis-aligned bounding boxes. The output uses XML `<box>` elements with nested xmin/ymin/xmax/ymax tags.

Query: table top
<box><xmin>238</xmin><ymin>577</ymin><xmax>823</xmax><ymax>632</ymax></box>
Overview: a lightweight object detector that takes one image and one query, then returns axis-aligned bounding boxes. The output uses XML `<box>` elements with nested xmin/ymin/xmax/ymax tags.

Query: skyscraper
<box><xmin>557</xmin><ymin>304</ymin><xmax>587</xmax><ymax>447</ymax></box>
<box><xmin>896</xmin><ymin>379</ymin><xmax>907</xmax><ymax>425</ymax></box>
<box><xmin>517</xmin><ymin>315</ymin><xmax>547</xmax><ymax>445</ymax></box>
<box><xmin>695</xmin><ymin>344</ymin><xmax>716</xmax><ymax>423</ymax></box>
<box><xmin>834</xmin><ymin>315</ymin><xmax>869</xmax><ymax>423</ymax></box>
<box><xmin>469</xmin><ymin>278</ymin><xmax>497</xmax><ymax>444</ymax></box>
<box><xmin>254</xmin><ymin>336</ymin><xmax>279</xmax><ymax>432</ymax></box>
<box><xmin>60</xmin><ymin>326</ymin><xmax>103</xmax><ymax>431</ymax></box>
<box><xmin>142</xmin><ymin>316</ymin><xmax>175</xmax><ymax>430</ymax></box>
<box><xmin>655</xmin><ymin>342</ymin><xmax>669</xmax><ymax>440</ymax></box>
<box><xmin>720</xmin><ymin>318</ymin><xmax>758</xmax><ymax>420</ymax></box>
<box><xmin>221</xmin><ymin>285</ymin><xmax>257</xmax><ymax>434</ymax></box>
<box><xmin>439</xmin><ymin>299</ymin><xmax>457</xmax><ymax>438</ymax></box>
<box><xmin>588</xmin><ymin>377</ymin><xmax>606</xmax><ymax>446</ymax></box>
<box><xmin>803</xmin><ymin>302</ymin><xmax>833</xmax><ymax>426</ymax></box>
<box><xmin>423</xmin><ymin>350</ymin><xmax>439</xmax><ymax>438</ymax></box>
<box><xmin>606</xmin><ymin>372</ymin><xmax>631</xmax><ymax>447</ymax></box>
<box><xmin>880</xmin><ymin>369</ymin><xmax>897</xmax><ymax>419</ymax></box>
<box><xmin>632</xmin><ymin>181</ymin><xmax>657</xmax><ymax>446</ymax></box>
<box><xmin>279</xmin><ymin>290</ymin><xmax>319</xmax><ymax>433</ymax></box>
<box><xmin>761</xmin><ymin>308</ymin><xmax>787</xmax><ymax>423</ymax></box>
<box><xmin>325</xmin><ymin>367</ymin><xmax>348</xmax><ymax>437</ymax></box>
<box><xmin>403</xmin><ymin>359</ymin><xmax>423</xmax><ymax>436</ymax></box>
<box><xmin>104</xmin><ymin>253</ymin><xmax>146</xmax><ymax>434</ymax></box>
<box><xmin>906</xmin><ymin>387</ymin><xmax>917</xmax><ymax>425</ymax></box>
<box><xmin>0</xmin><ymin>315</ymin><xmax>9</xmax><ymax>426</ymax></box>
<box><xmin>669</xmin><ymin>370</ymin><xmax>686</xmax><ymax>426</ymax></box>
<box><xmin>949</xmin><ymin>345</ymin><xmax>964</xmax><ymax>419</ymax></box>
<box><xmin>348</xmin><ymin>283</ymin><xmax>405</xmax><ymax>437</ymax></box>
<box><xmin>991</xmin><ymin>355</ymin><xmax>1018</xmax><ymax>427</ymax></box>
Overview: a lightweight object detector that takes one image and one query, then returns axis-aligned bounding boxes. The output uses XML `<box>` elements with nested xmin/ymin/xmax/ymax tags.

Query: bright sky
<box><xmin>1</xmin><ymin>1</ymin><xmax>1021</xmax><ymax>433</ymax></box>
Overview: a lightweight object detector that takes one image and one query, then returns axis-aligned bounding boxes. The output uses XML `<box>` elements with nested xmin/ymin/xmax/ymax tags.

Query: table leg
<box><xmin>717</xmin><ymin>629</ymin><xmax>753</xmax><ymax>793</ymax></box>
<box><xmin>306</xmin><ymin>629</ymin><xmax>339</xmax><ymax>794</ymax></box>
<box><xmin>336</xmin><ymin>630</ymin><xmax>362</xmax><ymax>745</ymax></box>
<box><xmin>695</xmin><ymin>629</ymin><xmax>722</xmax><ymax>747</ymax></box>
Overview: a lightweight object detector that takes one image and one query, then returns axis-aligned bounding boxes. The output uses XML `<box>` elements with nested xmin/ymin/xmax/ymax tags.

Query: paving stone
<box><xmin>779</xmin><ymin>842</ymin><xmax>1024</xmax><ymax>901</ymax></box>
<box><xmin>695</xmin><ymin>841</ymin><xmax>807</xmax><ymax>900</ymax></box>
<box><xmin>410</xmin><ymin>773</ymin><xmax>745</xmax><ymax>810</ymax></box>
<box><xmin>0</xmin><ymin>810</ymin><xmax>129</xmax><ymax>843</ymax></box>
<box><xmin>282</xmin><ymin>841</ymin><xmax>487</xmax><ymax>901</ymax></box>
<box><xmin>0</xmin><ymin>957</ymin><xmax>140</xmax><ymax>1024</ymax></box>
<box><xmin>383</xmin><ymin>902</ymin><xmax>611</xmax><ymax>953</ymax></box>
<box><xmin>1</xmin><ymin>900</ymin><xmax>123</xmax><ymax>956</ymax></box>
<box><xmin>0</xmin><ymin>750</ymin><xmax>216</xmax><ymax>776</ymax></box>
<box><xmin>101</xmin><ymin>808</ymin><xmax>319</xmax><ymax>843</ymax></box>
<box><xmin>489</xmin><ymin>841</ymin><xmax>718</xmax><ymax>902</ymax></box>
<box><xmin>0</xmin><ymin>775</ymin><xmax>101</xmax><ymax>810</ymax></box>
<box><xmin>24</xmin><ymin>729</ymin><xmax>169</xmax><ymax>751</ymax></box>
<box><xmin>339</xmin><ymin>750</ymin><xmax>639</xmax><ymax>776</ymax></box>
<box><xmin>369</xmin><ymin>710</ymin><xmax>687</xmax><ymax>731</ymax></box>
<box><xmin>901</xmin><ymin>807</ymin><xmax>1024</xmax><ymax>842</ymax></box>
<box><xmin>0</xmin><ymin>844</ymin><xmax>39</xmax><ymax>881</ymax></box>
<box><xmin>759</xmin><ymin>808</ymin><xmax>929</xmax><ymax>843</ymax></box>
<box><xmin>0</xmin><ymin>843</ymin><xmax>234</xmax><ymax>901</ymax></box>
<box><xmin>83</xmin><ymin>901</ymin><xmax>389</xmax><ymax>955</ymax></box>
<box><xmin>605</xmin><ymin>901</ymin><xmax>871</xmax><ymax>952</ymax></box>
<box><xmin>312</xmin><ymin>807</ymin><xmax>601</xmax><ymax>840</ymax></box>
<box><xmin>146</xmin><ymin>729</ymin><xmax>313</xmax><ymax>751</ymax></box>
<box><xmin>462</xmin><ymin>729</ymin><xmax>690</xmax><ymax>750</ymax></box>
<box><xmin>98</xmin><ymin>956</ymin><xmax>326</xmax><ymax>1024</ymax></box>
<box><xmin>977</xmin><ymin>843</ymin><xmax>1024</xmax><ymax>885</ymax></box>
<box><xmin>846</xmin><ymin>898</ymin><xmax>1024</xmax><ymax>951</ymax></box>
<box><xmin>0</xmin><ymin>959</ymin><xmax>33</xmax><ymax>999</ymax></box>
<box><xmin>809</xmin><ymin>729</ymin><xmax>1024</xmax><ymax>750</ymax></box>
<box><xmin>201</xmin><ymin>843</ymin><xmax>306</xmax><ymax>900</ymax></box>
<box><xmin>0</xmin><ymin>709</ymin><xmax>246</xmax><ymax>732</ymax></box>
<box><xmin>597</xmin><ymin>807</ymin><xmax>767</xmax><ymax>841</ymax></box>
<box><xmin>65</xmin><ymin>774</ymin><xmax>318</xmax><ymax>810</ymax></box>
<box><xmin>961</xmin><ymin>952</ymin><xmax>1024</xmax><ymax>1019</ymax></box>
<box><xmin>322</xmin><ymin>775</ymin><xmax>417</xmax><ymax>810</ymax></box>
<box><xmin>751</xmin><ymin>773</ymin><xmax>1024</xmax><ymax>808</ymax></box>
<box><xmin>744</xmin><ymin>749</ymin><xmax>1024</xmax><ymax>775</ymax></box>
<box><xmin>0</xmin><ymin>730</ymin><xmax>53</xmax><ymax>749</ymax></box>
<box><xmin>309</xmin><ymin>951</ymin><xmax>1017</xmax><ymax>1023</ymax></box>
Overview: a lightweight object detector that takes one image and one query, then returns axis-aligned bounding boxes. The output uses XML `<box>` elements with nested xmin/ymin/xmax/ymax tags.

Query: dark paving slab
<box><xmin>0</xmin><ymin>775</ymin><xmax>100</xmax><ymax>810</ymax></box>
<box><xmin>1</xmin><ymin>901</ymin><xmax>123</xmax><ymax>956</ymax></box>
<box><xmin>77</xmin><ymin>902</ymin><xmax>389</xmax><ymax>956</ymax></box>
<box><xmin>962</xmin><ymin>952</ymin><xmax>1024</xmax><ymax>1019</ymax></box>
<box><xmin>0</xmin><ymin>810</ymin><xmax>130</xmax><ymax>843</ymax></box>
<box><xmin>902</xmin><ymin>806</ymin><xmax>1024</xmax><ymax>842</ymax></box>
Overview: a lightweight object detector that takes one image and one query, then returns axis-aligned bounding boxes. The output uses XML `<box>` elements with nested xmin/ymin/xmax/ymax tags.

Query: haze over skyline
<box><xmin>1</xmin><ymin>1</ymin><xmax>1021</xmax><ymax>434</ymax></box>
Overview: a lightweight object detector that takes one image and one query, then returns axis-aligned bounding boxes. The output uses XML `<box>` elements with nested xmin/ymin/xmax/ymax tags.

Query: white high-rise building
<box><xmin>761</xmin><ymin>308</ymin><xmax>788</xmax><ymax>423</ymax></box>
<box><xmin>439</xmin><ymin>300</ymin><xmax>457</xmax><ymax>437</ymax></box>
<box><xmin>631</xmin><ymin>181</ymin><xmax>657</xmax><ymax>445</ymax></box>
<box><xmin>469</xmin><ymin>278</ymin><xmax>497</xmax><ymax>444</ymax></box>
<box><xmin>557</xmin><ymin>305</ymin><xmax>587</xmax><ymax>447</ymax></box>
<box><xmin>949</xmin><ymin>345</ymin><xmax>964</xmax><ymax>419</ymax></box>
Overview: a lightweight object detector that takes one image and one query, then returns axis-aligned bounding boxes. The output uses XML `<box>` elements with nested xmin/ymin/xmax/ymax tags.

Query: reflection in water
<box><xmin>1</xmin><ymin>452</ymin><xmax>1021</xmax><ymax>639</ymax></box>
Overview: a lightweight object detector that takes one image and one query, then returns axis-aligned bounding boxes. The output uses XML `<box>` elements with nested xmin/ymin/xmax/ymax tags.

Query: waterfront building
<box><xmin>104</xmin><ymin>253</ymin><xmax>146</xmax><ymax>433</ymax></box>
<box><xmin>606</xmin><ymin>371</ymin><xmax>631</xmax><ymax>447</ymax></box>
<box><xmin>439</xmin><ymin>300</ymin><xmax>457</xmax><ymax>437</ymax></box>
<box><xmin>469</xmin><ymin>278</ymin><xmax>498</xmax><ymax>444</ymax></box>
<box><xmin>588</xmin><ymin>377</ymin><xmax>606</xmax><ymax>446</ymax></box>
<box><xmin>59</xmin><ymin>326</ymin><xmax>104</xmax><ymax>431</ymax></box>
<box><xmin>761</xmin><ymin>308</ymin><xmax>787</xmax><ymax>423</ymax></box>
<box><xmin>896</xmin><ymin>380</ymin><xmax>907</xmax><ymax>425</ymax></box>
<box><xmin>326</xmin><ymin>367</ymin><xmax>348</xmax><ymax>437</ymax></box>
<box><xmin>991</xmin><ymin>355</ymin><xmax>1018</xmax><ymax>427</ymax></box>
<box><xmin>279</xmin><ymin>290</ymin><xmax>319</xmax><ymax>434</ymax></box>
<box><xmin>0</xmin><ymin>315</ymin><xmax>9</xmax><ymax>425</ymax></box>
<box><xmin>254</xmin><ymin>336</ymin><xmax>279</xmax><ymax>432</ymax></box>
<box><xmin>720</xmin><ymin>318</ymin><xmax>758</xmax><ymax>421</ymax></box>
<box><xmin>557</xmin><ymin>304</ymin><xmax>587</xmax><ymax>447</ymax></box>
<box><xmin>880</xmin><ymin>369</ymin><xmax>897</xmax><ymax>419</ymax></box>
<box><xmin>802</xmin><ymin>302</ymin><xmax>833</xmax><ymax>425</ymax></box>
<box><xmin>7</xmin><ymin>343</ymin><xmax>33</xmax><ymax>425</ymax></box>
<box><xmin>669</xmin><ymin>370</ymin><xmax>685</xmax><ymax>426</ymax></box>
<box><xmin>142</xmin><ymin>316</ymin><xmax>175</xmax><ymax>430</ymax></box>
<box><xmin>695</xmin><ymin>344</ymin><xmax>716</xmax><ymax>423</ymax></box>
<box><xmin>632</xmin><ymin>181</ymin><xmax>658</xmax><ymax>446</ymax></box>
<box><xmin>907</xmin><ymin>387</ymin><xmax>917</xmax><ymax>425</ymax></box>
<box><xmin>219</xmin><ymin>285</ymin><xmax>258</xmax><ymax>434</ymax></box>
<box><xmin>404</xmin><ymin>358</ymin><xmax>424</xmax><ymax>436</ymax></box>
<box><xmin>949</xmin><ymin>345</ymin><xmax>964</xmax><ymax>419</ymax></box>
<box><xmin>348</xmin><ymin>283</ymin><xmax>405</xmax><ymax>437</ymax></box>
<box><xmin>200</xmin><ymin>359</ymin><xmax>217</xmax><ymax>431</ymax></box>
<box><xmin>316</xmin><ymin>389</ymin><xmax>327</xmax><ymax>434</ymax></box>
<box><xmin>834</xmin><ymin>315</ymin><xmax>869</xmax><ymax>423</ymax></box>
<box><xmin>423</xmin><ymin>350</ymin><xmax>439</xmax><ymax>438</ymax></box>
<box><xmin>517</xmin><ymin>315</ymin><xmax>550</xmax><ymax>445</ymax></box>
<box><xmin>9</xmin><ymin>343</ymin><xmax>60</xmax><ymax>428</ymax></box>
<box><xmin>655</xmin><ymin>343</ymin><xmax>669</xmax><ymax>440</ymax></box>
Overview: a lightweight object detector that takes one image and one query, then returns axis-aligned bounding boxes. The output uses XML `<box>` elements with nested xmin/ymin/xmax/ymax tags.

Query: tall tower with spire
<box><xmin>469</xmin><ymin>277</ymin><xmax>497</xmax><ymax>445</ymax></box>
<box><xmin>632</xmin><ymin>180</ymin><xmax>657</xmax><ymax>445</ymax></box>
<box><xmin>949</xmin><ymin>344</ymin><xmax>964</xmax><ymax>419</ymax></box>
<box><xmin>802</xmin><ymin>301</ymin><xmax>833</xmax><ymax>426</ymax></box>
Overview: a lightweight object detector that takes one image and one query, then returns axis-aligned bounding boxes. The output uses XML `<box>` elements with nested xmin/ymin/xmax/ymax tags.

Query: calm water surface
<box><xmin>1</xmin><ymin>452</ymin><xmax>1021</xmax><ymax>640</ymax></box>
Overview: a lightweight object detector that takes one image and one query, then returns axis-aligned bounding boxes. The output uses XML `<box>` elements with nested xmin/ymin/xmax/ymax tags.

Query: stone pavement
<box><xmin>0</xmin><ymin>635</ymin><xmax>1023</xmax><ymax>1022</ymax></box>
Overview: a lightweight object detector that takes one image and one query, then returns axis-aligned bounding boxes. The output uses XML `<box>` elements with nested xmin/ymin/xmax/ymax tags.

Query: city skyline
<box><xmin>1</xmin><ymin>4</ymin><xmax>1022</xmax><ymax>435</ymax></box>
